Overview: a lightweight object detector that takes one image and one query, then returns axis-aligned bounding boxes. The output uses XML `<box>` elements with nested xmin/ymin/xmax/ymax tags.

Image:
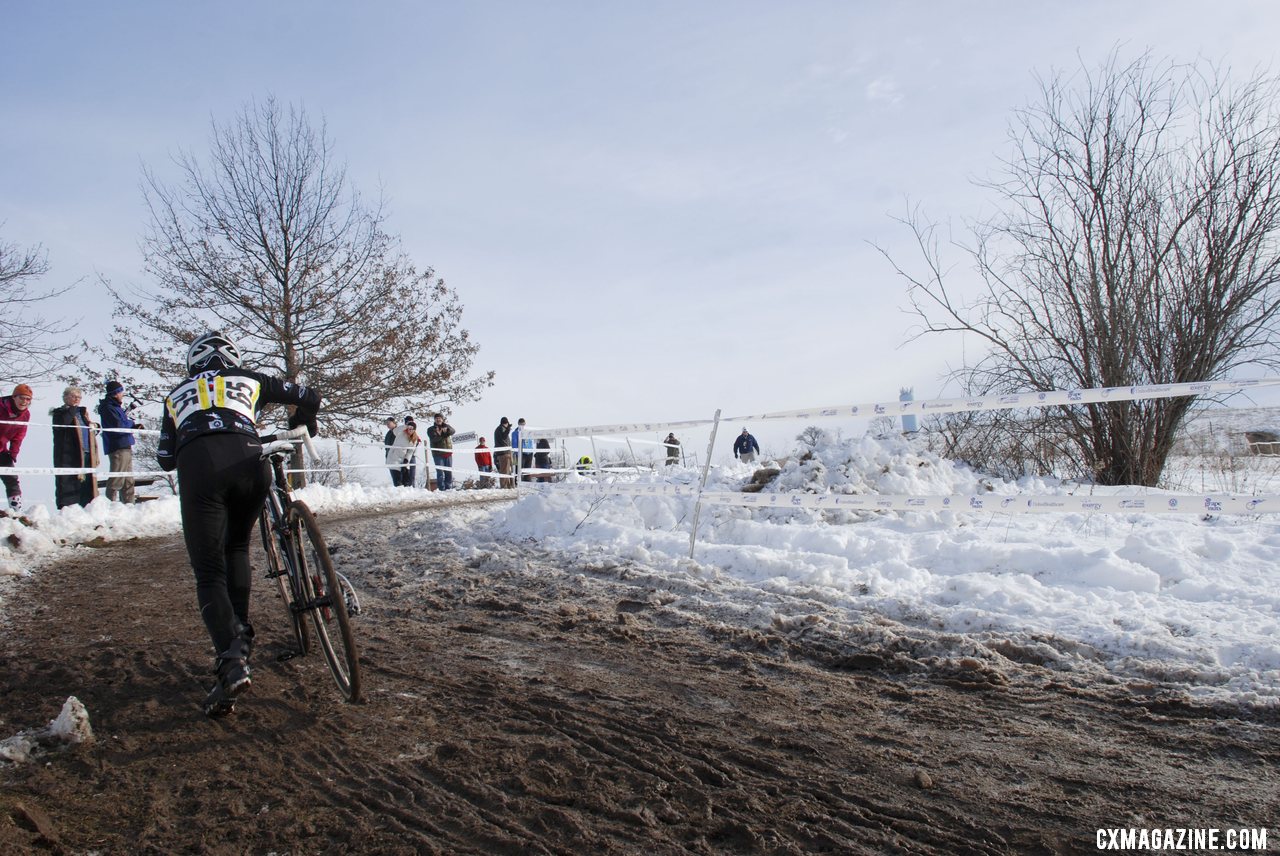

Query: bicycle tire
<box><xmin>288</xmin><ymin>500</ymin><xmax>362</xmax><ymax>702</ymax></box>
<box><xmin>259</xmin><ymin>509</ymin><xmax>310</xmax><ymax>653</ymax></box>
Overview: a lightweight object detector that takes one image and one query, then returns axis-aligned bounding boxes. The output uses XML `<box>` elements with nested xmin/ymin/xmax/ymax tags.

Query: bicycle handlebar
<box><xmin>260</xmin><ymin>425</ymin><xmax>318</xmax><ymax>461</ymax></box>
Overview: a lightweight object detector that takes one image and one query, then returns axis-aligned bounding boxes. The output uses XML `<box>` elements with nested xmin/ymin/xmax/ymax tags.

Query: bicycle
<box><xmin>257</xmin><ymin>426</ymin><xmax>363</xmax><ymax>702</ymax></box>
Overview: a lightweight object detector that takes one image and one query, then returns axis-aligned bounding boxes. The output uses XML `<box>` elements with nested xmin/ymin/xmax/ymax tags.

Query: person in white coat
<box><xmin>387</xmin><ymin>416</ymin><xmax>423</xmax><ymax>487</ymax></box>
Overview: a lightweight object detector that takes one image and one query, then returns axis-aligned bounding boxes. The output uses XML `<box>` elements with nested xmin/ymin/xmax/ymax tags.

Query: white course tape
<box><xmin>522</xmin><ymin>378</ymin><xmax>1280</xmax><ymax>439</ymax></box>
<box><xmin>527</xmin><ymin>418</ymin><xmax>716</xmax><ymax>441</ymax></box>
<box><xmin>0</xmin><ymin>466</ymin><xmax>165</xmax><ymax>478</ymax></box>
<box><xmin>727</xmin><ymin>378</ymin><xmax>1280</xmax><ymax>423</ymax></box>
<box><xmin>0</xmin><ymin>419</ymin><xmax>160</xmax><ymax>436</ymax></box>
<box><xmin>530</xmin><ymin>481</ymin><xmax>1280</xmax><ymax>514</ymax></box>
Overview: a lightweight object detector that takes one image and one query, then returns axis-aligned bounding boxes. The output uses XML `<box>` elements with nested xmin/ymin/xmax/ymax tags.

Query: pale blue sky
<box><xmin>6</xmin><ymin>1</ymin><xmax>1280</xmax><ymax>447</ymax></box>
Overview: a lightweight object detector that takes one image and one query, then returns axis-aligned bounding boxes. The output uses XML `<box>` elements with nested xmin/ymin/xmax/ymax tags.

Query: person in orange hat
<box><xmin>0</xmin><ymin>383</ymin><xmax>33</xmax><ymax>511</ymax></box>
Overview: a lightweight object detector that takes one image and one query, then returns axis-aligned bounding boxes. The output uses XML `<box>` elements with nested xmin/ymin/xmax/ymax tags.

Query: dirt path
<box><xmin>0</xmin><ymin>508</ymin><xmax>1276</xmax><ymax>854</ymax></box>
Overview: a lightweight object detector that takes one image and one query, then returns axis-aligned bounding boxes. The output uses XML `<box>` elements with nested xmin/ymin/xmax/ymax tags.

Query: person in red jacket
<box><xmin>0</xmin><ymin>383</ymin><xmax>33</xmax><ymax>511</ymax></box>
<box><xmin>474</xmin><ymin>437</ymin><xmax>494</xmax><ymax>488</ymax></box>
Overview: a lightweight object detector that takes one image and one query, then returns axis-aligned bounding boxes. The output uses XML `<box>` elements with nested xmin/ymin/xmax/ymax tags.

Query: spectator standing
<box><xmin>535</xmin><ymin>438</ymin><xmax>552</xmax><ymax>482</ymax></box>
<box><xmin>474</xmin><ymin>437</ymin><xmax>493</xmax><ymax>487</ymax></box>
<box><xmin>99</xmin><ymin>380</ymin><xmax>140</xmax><ymax>503</ymax></box>
<box><xmin>391</xmin><ymin>416</ymin><xmax>422</xmax><ymax>487</ymax></box>
<box><xmin>382</xmin><ymin>416</ymin><xmax>400</xmax><ymax>486</ymax></box>
<box><xmin>733</xmin><ymin>428</ymin><xmax>760</xmax><ymax>464</ymax></box>
<box><xmin>426</xmin><ymin>413</ymin><xmax>456</xmax><ymax>490</ymax></box>
<box><xmin>0</xmin><ymin>383</ymin><xmax>32</xmax><ymax>511</ymax></box>
<box><xmin>664</xmin><ymin>433</ymin><xmax>681</xmax><ymax>466</ymax></box>
<box><xmin>514</xmin><ymin>417</ymin><xmax>534</xmax><ymax>481</ymax></box>
<box><xmin>51</xmin><ymin>385</ymin><xmax>100</xmax><ymax>509</ymax></box>
<box><xmin>493</xmin><ymin>417</ymin><xmax>513</xmax><ymax>488</ymax></box>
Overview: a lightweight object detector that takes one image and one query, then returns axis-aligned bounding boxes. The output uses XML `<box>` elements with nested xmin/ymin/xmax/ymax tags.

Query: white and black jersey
<box><xmin>156</xmin><ymin>368</ymin><xmax>320</xmax><ymax>471</ymax></box>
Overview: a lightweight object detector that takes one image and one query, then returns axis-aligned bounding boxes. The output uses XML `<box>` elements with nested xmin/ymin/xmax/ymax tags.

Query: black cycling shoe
<box><xmin>202</xmin><ymin>638</ymin><xmax>252</xmax><ymax>718</ymax></box>
<box><xmin>203</xmin><ymin>680</ymin><xmax>241</xmax><ymax>718</ymax></box>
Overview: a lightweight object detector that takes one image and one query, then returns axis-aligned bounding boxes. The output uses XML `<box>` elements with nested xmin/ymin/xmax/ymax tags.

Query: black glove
<box><xmin>0</xmin><ymin>451</ymin><xmax>11</xmax><ymax>468</ymax></box>
<box><xmin>288</xmin><ymin>411</ymin><xmax>319</xmax><ymax>437</ymax></box>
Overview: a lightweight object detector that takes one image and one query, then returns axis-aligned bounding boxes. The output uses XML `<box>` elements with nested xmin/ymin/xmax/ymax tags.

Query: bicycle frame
<box><xmin>257</xmin><ymin>427</ymin><xmax>362</xmax><ymax>701</ymax></box>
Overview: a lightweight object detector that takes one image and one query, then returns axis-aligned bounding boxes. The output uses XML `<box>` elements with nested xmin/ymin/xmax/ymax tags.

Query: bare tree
<box><xmin>882</xmin><ymin>53</ymin><xmax>1280</xmax><ymax>486</ymax></box>
<box><xmin>0</xmin><ymin>232</ymin><xmax>72</xmax><ymax>380</ymax></box>
<box><xmin>90</xmin><ymin>97</ymin><xmax>492</xmax><ymax>435</ymax></box>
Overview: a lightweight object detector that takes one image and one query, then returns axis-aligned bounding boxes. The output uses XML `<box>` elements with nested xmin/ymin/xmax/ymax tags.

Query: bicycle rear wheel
<box><xmin>288</xmin><ymin>501</ymin><xmax>362</xmax><ymax>702</ymax></box>
<box><xmin>259</xmin><ymin>509</ymin><xmax>309</xmax><ymax>653</ymax></box>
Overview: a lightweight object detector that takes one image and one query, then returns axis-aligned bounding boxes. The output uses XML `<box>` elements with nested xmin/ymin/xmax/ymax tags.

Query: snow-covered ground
<box><xmin>4</xmin><ymin>428</ymin><xmax>1279</xmax><ymax>706</ymax></box>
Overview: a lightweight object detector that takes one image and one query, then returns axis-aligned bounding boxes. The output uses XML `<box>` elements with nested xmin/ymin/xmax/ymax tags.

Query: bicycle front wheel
<box><xmin>260</xmin><ymin>509</ymin><xmax>309</xmax><ymax>654</ymax></box>
<box><xmin>288</xmin><ymin>501</ymin><xmax>362</xmax><ymax>702</ymax></box>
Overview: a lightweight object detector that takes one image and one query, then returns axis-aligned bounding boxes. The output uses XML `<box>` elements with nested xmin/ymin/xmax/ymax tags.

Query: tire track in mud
<box><xmin>0</xmin><ymin>508</ymin><xmax>1277</xmax><ymax>853</ymax></box>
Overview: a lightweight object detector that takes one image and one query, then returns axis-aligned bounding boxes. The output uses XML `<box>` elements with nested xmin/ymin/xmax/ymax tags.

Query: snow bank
<box><xmin>4</xmin><ymin>431</ymin><xmax>1279</xmax><ymax>705</ymax></box>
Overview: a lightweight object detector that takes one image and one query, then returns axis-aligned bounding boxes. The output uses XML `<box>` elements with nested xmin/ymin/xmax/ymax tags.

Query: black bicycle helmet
<box><xmin>186</xmin><ymin>330</ymin><xmax>243</xmax><ymax>374</ymax></box>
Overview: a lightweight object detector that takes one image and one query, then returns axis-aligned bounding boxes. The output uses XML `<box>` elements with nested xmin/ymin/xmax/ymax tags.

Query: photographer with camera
<box><xmin>99</xmin><ymin>380</ymin><xmax>141</xmax><ymax>503</ymax></box>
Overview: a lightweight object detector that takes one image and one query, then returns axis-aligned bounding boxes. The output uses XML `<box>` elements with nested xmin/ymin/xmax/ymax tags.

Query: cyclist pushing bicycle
<box><xmin>157</xmin><ymin>331</ymin><xmax>321</xmax><ymax>717</ymax></box>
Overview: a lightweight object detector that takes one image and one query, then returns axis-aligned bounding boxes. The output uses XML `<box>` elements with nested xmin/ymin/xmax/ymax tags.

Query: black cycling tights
<box><xmin>176</xmin><ymin>433</ymin><xmax>268</xmax><ymax>656</ymax></box>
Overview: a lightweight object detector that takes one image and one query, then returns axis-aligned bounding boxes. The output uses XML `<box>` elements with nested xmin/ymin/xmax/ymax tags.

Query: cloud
<box><xmin>865</xmin><ymin>75</ymin><xmax>904</xmax><ymax>106</ymax></box>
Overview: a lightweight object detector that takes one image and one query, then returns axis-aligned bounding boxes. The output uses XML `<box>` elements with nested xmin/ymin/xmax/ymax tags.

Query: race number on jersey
<box><xmin>165</xmin><ymin>373</ymin><xmax>261</xmax><ymax>427</ymax></box>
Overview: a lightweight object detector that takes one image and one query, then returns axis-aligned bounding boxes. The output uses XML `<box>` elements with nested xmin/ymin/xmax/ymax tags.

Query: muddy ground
<box><xmin>0</xmin><ymin>504</ymin><xmax>1276</xmax><ymax>854</ymax></box>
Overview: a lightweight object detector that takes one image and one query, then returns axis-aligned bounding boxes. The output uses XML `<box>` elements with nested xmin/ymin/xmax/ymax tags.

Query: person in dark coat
<box><xmin>99</xmin><ymin>380</ymin><xmax>140</xmax><ymax>503</ymax></box>
<box><xmin>51</xmin><ymin>385</ymin><xmax>100</xmax><ymax>509</ymax></box>
<box><xmin>733</xmin><ymin>428</ymin><xmax>760</xmax><ymax>464</ymax></box>
<box><xmin>426</xmin><ymin>413</ymin><xmax>456</xmax><ymax>490</ymax></box>
<box><xmin>493</xmin><ymin>417</ymin><xmax>513</xmax><ymax>488</ymax></box>
<box><xmin>664</xmin><ymin>433</ymin><xmax>681</xmax><ymax>466</ymax></box>
<box><xmin>534</xmin><ymin>438</ymin><xmax>552</xmax><ymax>482</ymax></box>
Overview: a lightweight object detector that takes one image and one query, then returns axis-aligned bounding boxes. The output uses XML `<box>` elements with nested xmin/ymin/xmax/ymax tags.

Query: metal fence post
<box><xmin>689</xmin><ymin>408</ymin><xmax>722</xmax><ymax>560</ymax></box>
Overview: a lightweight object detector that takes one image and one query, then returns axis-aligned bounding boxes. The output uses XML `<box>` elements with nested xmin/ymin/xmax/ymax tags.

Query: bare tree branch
<box><xmin>0</xmin><ymin>230</ymin><xmax>74</xmax><ymax>381</ymax></box>
<box><xmin>73</xmin><ymin>97</ymin><xmax>493</xmax><ymax>436</ymax></box>
<box><xmin>881</xmin><ymin>52</ymin><xmax>1280</xmax><ymax>486</ymax></box>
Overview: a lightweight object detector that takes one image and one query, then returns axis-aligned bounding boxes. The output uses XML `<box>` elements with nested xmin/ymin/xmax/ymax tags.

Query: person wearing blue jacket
<box><xmin>99</xmin><ymin>380</ymin><xmax>140</xmax><ymax>503</ymax></box>
<box><xmin>733</xmin><ymin>428</ymin><xmax>760</xmax><ymax>464</ymax></box>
